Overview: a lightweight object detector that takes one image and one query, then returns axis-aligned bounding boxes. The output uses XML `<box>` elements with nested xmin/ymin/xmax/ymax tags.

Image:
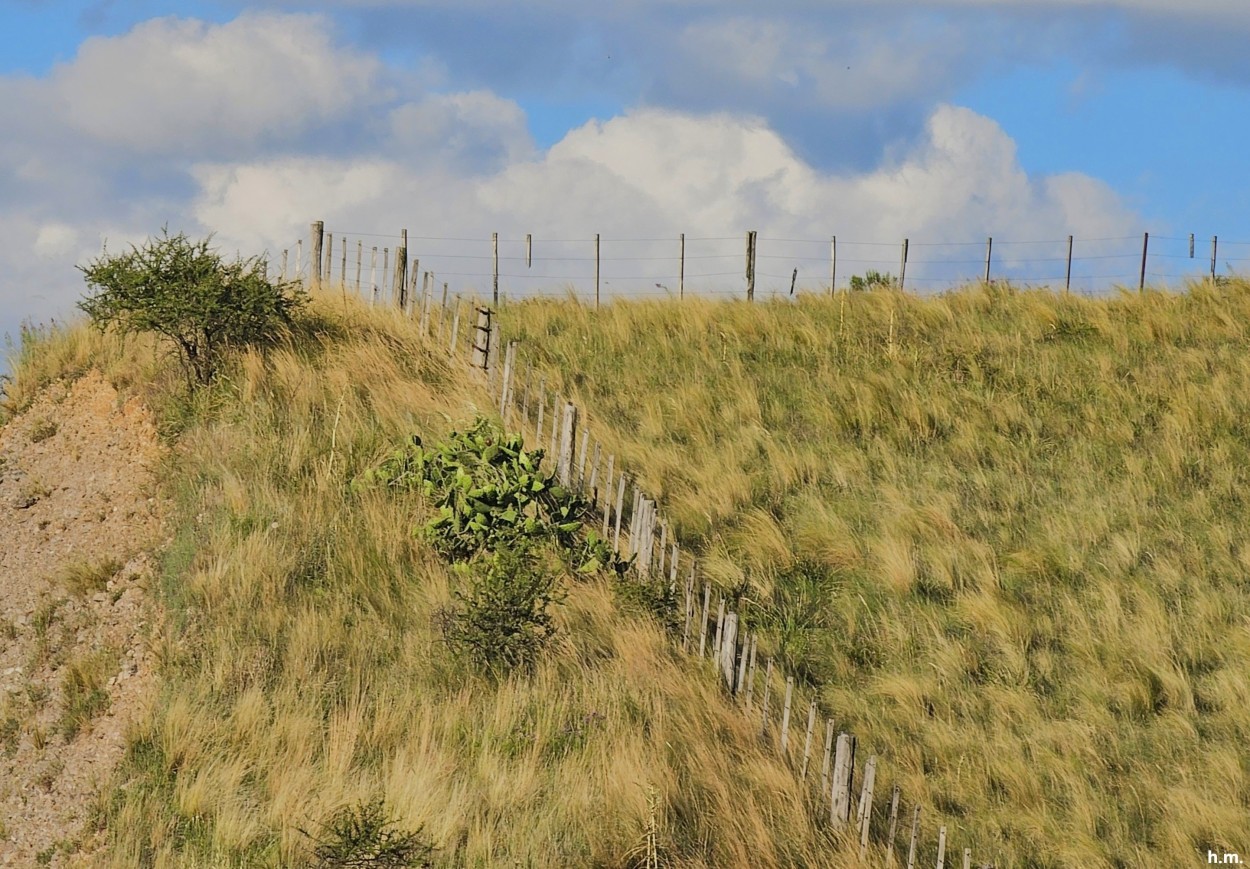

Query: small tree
<box><xmin>848</xmin><ymin>270</ymin><xmax>896</xmax><ymax>292</ymax></box>
<box><xmin>78</xmin><ymin>229</ymin><xmax>304</xmax><ymax>385</ymax></box>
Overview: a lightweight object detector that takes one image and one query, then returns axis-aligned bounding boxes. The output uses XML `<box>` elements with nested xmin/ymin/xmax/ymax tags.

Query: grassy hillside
<box><xmin>499</xmin><ymin>281</ymin><xmax>1250</xmax><ymax>868</ymax></box>
<box><xmin>4</xmin><ymin>300</ymin><xmax>842</xmax><ymax>867</ymax></box>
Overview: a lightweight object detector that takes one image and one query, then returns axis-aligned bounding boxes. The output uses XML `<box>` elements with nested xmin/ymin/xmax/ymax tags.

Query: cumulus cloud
<box><xmin>50</xmin><ymin>13</ymin><xmax>383</xmax><ymax>155</ymax></box>
<box><xmin>193</xmin><ymin>104</ymin><xmax>1136</xmax><ymax>298</ymax></box>
<box><xmin>0</xmin><ymin>9</ymin><xmax>1142</xmax><ymax>365</ymax></box>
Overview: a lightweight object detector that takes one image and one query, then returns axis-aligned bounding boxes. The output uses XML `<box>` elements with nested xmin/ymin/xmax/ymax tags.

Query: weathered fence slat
<box><xmin>906</xmin><ymin>805</ymin><xmax>921</xmax><ymax>869</ymax></box>
<box><xmin>885</xmin><ymin>785</ymin><xmax>901</xmax><ymax>864</ymax></box>
<box><xmin>831</xmin><ymin>733</ymin><xmax>856</xmax><ymax>827</ymax></box>
<box><xmin>821</xmin><ymin>720</ymin><xmax>834</xmax><ymax>795</ymax></box>
<box><xmin>719</xmin><ymin>611</ymin><xmax>738</xmax><ymax>688</ymax></box>
<box><xmin>780</xmin><ymin>677</ymin><xmax>795</xmax><ymax>755</ymax></box>
<box><xmin>800</xmin><ymin>701</ymin><xmax>816</xmax><ymax>779</ymax></box>
<box><xmin>760</xmin><ymin>658</ymin><xmax>773</xmax><ymax>737</ymax></box>
<box><xmin>858</xmin><ymin>756</ymin><xmax>877</xmax><ymax>860</ymax></box>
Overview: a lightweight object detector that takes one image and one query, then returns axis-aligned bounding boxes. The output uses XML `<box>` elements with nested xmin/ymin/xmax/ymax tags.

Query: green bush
<box><xmin>78</xmin><ymin>229</ymin><xmax>304</xmax><ymax>385</ymax></box>
<box><xmin>360</xmin><ymin>418</ymin><xmax>629</xmax><ymax>575</ymax></box>
<box><xmin>306</xmin><ymin>799</ymin><xmax>435</xmax><ymax>868</ymax></box>
<box><xmin>848</xmin><ymin>269</ymin><xmax>896</xmax><ymax>291</ymax></box>
<box><xmin>439</xmin><ymin>544</ymin><xmax>562</xmax><ymax>676</ymax></box>
<box><xmin>360</xmin><ymin>418</ymin><xmax>631</xmax><ymax>676</ymax></box>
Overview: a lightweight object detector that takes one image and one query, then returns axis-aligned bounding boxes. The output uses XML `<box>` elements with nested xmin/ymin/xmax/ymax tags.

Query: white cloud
<box><xmin>193</xmin><ymin>104</ymin><xmax>1136</xmax><ymax>296</ymax></box>
<box><xmin>0</xmin><ymin>9</ymin><xmax>1147</xmax><ymax>368</ymax></box>
<box><xmin>33</xmin><ymin>223</ymin><xmax>80</xmax><ymax>260</ymax></box>
<box><xmin>51</xmin><ymin>13</ymin><xmax>383</xmax><ymax>154</ymax></box>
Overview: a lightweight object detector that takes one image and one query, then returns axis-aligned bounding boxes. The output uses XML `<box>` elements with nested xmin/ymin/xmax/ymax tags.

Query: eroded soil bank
<box><xmin>0</xmin><ymin>371</ymin><xmax>163</xmax><ymax>866</ymax></box>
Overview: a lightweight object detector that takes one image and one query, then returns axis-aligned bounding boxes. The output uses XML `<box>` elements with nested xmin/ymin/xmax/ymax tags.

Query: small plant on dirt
<box><xmin>304</xmin><ymin>798</ymin><xmax>435</xmax><ymax>869</ymax></box>
<box><xmin>57</xmin><ymin>558</ymin><xmax>121</xmax><ymax>597</ymax></box>
<box><xmin>78</xmin><ymin>229</ymin><xmax>304</xmax><ymax>386</ymax></box>
<box><xmin>27</xmin><ymin>417</ymin><xmax>58</xmax><ymax>443</ymax></box>
<box><xmin>59</xmin><ymin>650</ymin><xmax>115</xmax><ymax>740</ymax></box>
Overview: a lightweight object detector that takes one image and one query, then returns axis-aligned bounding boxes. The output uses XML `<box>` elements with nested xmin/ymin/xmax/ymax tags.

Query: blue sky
<box><xmin>3</xmin><ymin>0</ymin><xmax>1250</xmax><ymax>374</ymax></box>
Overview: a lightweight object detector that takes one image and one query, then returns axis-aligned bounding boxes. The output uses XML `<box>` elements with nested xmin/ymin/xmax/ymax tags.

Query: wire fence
<box><xmin>273</xmin><ymin>223</ymin><xmax>1250</xmax><ymax>304</ymax></box>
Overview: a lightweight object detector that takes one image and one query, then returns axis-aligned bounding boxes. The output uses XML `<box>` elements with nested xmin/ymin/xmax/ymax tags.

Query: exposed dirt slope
<box><xmin>0</xmin><ymin>371</ymin><xmax>162</xmax><ymax>866</ymax></box>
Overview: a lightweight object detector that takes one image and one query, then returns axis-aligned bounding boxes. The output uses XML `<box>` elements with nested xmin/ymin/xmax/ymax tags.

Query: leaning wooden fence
<box><xmin>304</xmin><ymin>225</ymin><xmax>998</xmax><ymax>869</ymax></box>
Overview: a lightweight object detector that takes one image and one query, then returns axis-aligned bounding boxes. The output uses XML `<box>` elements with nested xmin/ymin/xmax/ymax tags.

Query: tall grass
<box><xmin>17</xmin><ymin>281</ymin><xmax>1250</xmax><ymax>866</ymax></box>
<box><xmin>23</xmin><ymin>295</ymin><xmax>840</xmax><ymax>867</ymax></box>
<box><xmin>499</xmin><ymin>281</ymin><xmax>1250</xmax><ymax>866</ymax></box>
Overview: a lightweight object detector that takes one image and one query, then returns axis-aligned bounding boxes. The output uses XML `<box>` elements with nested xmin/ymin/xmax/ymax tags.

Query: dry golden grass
<box><xmin>499</xmin><ymin>281</ymin><xmax>1250</xmax><ymax>866</ymax></box>
<box><xmin>13</xmin><ymin>294</ymin><xmax>849</xmax><ymax>867</ymax></box>
<box><xmin>15</xmin><ymin>279</ymin><xmax>1250</xmax><ymax>866</ymax></box>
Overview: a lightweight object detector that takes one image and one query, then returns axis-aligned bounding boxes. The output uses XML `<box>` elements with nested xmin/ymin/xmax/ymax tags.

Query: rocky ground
<box><xmin>0</xmin><ymin>371</ymin><xmax>163</xmax><ymax>866</ymax></box>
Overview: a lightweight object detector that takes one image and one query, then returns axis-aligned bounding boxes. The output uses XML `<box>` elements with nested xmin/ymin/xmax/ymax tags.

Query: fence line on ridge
<box><xmin>281</xmin><ymin>221</ymin><xmax>1250</xmax><ymax>306</ymax></box>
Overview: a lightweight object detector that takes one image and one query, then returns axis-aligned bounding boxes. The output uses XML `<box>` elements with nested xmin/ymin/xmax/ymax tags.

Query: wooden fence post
<box><xmin>448</xmin><ymin>300</ymin><xmax>461</xmax><ymax>355</ymax></box>
<box><xmin>831</xmin><ymin>733</ymin><xmax>856</xmax><ymax>828</ymax></box>
<box><xmin>471</xmin><ymin>307</ymin><xmax>491</xmax><ymax>370</ymax></box>
<box><xmin>310</xmin><ymin>221</ymin><xmax>324</xmax><ymax>292</ymax></box>
<box><xmin>735</xmin><ymin>631</ymin><xmax>750</xmax><ymax>694</ymax></box>
<box><xmin>355</xmin><ymin>240</ymin><xmax>363</xmax><ymax>296</ymax></box>
<box><xmin>821</xmin><ymin>720</ymin><xmax>834</xmax><ymax>795</ymax></box>
<box><xmin>499</xmin><ymin>342</ymin><xmax>517</xmax><ymax>419</ymax></box>
<box><xmin>712</xmin><ymin>598</ymin><xmax>726</xmax><ymax>668</ymax></box>
<box><xmin>1211</xmin><ymin>235</ymin><xmax>1219</xmax><ymax>281</ymax></box>
<box><xmin>830</xmin><ymin>235</ymin><xmax>837</xmax><ymax>294</ymax></box>
<box><xmin>679</xmin><ymin>232</ymin><xmax>685</xmax><ymax>299</ymax></box>
<box><xmin>760</xmin><ymin>658</ymin><xmax>773</xmax><ymax>736</ymax></box>
<box><xmin>1139</xmin><ymin>231</ymin><xmax>1149</xmax><ymax>292</ymax></box>
<box><xmin>745</xmin><ymin>634</ymin><xmax>758</xmax><ymax>709</ymax></box>
<box><xmin>906</xmin><ymin>805</ymin><xmax>921</xmax><ymax>869</ymax></box>
<box><xmin>628</xmin><ymin>488</ymin><xmax>643</xmax><ymax>559</ymax></box>
<box><xmin>613</xmin><ymin>473</ymin><xmax>627</xmax><ymax>553</ymax></box>
<box><xmin>983</xmin><ymin>236</ymin><xmax>992</xmax><ymax>283</ymax></box>
<box><xmin>369</xmin><ymin>247</ymin><xmax>378</xmax><ymax>305</ymax></box>
<box><xmin>490</xmin><ymin>321</ymin><xmax>501</xmax><ymax>374</ymax></box>
<box><xmin>393</xmin><ymin>229</ymin><xmax>407</xmax><ymax>307</ymax></box>
<box><xmin>576</xmin><ymin>430</ymin><xmax>590</xmax><ymax>491</ymax></box>
<box><xmin>595</xmin><ymin>233</ymin><xmax>601</xmax><ymax>308</ymax></box>
<box><xmin>602</xmin><ymin>453</ymin><xmax>615</xmax><ymax>522</ymax></box>
<box><xmin>407</xmin><ymin>260</ymin><xmax>419</xmax><ymax>317</ymax></box>
<box><xmin>962</xmin><ymin>847</ymin><xmax>971</xmax><ymax>869</ymax></box>
<box><xmin>588</xmin><ymin>441</ymin><xmax>601</xmax><ymax>499</ymax></box>
<box><xmin>420</xmin><ymin>269</ymin><xmax>434</xmax><ymax>333</ymax></box>
<box><xmin>324</xmin><ymin>232</ymin><xmax>333</xmax><ymax>282</ymax></box>
<box><xmin>937</xmin><ymin>826</ymin><xmax>947</xmax><ymax>869</ymax></box>
<box><xmin>698</xmin><ymin>583</ymin><xmax>712</xmax><ymax>658</ymax></box>
<box><xmin>899</xmin><ymin>238</ymin><xmax>909</xmax><ymax>290</ymax></box>
<box><xmin>341</xmin><ymin>236</ymin><xmax>347</xmax><ymax>287</ymax></box>
<box><xmin>1065</xmin><ymin>235</ymin><xmax>1074</xmax><ymax>293</ymax></box>
<box><xmin>885</xmin><ymin>786</ymin><xmax>901</xmax><ymax>863</ymax></box>
<box><xmin>682</xmin><ymin>580</ymin><xmax>694</xmax><ymax>651</ymax></box>
<box><xmin>800</xmin><ymin>701</ymin><xmax>816</xmax><ymax>779</ymax></box>
<box><xmin>746</xmin><ymin>230</ymin><xmax>757</xmax><ymax>300</ymax></box>
<box><xmin>780</xmin><ymin>677</ymin><xmax>794</xmax><ymax>755</ymax></box>
<box><xmin>382</xmin><ymin>248</ymin><xmax>389</xmax><ymax>302</ymax></box>
<box><xmin>558</xmin><ymin>403</ymin><xmax>578</xmax><ymax>485</ymax></box>
<box><xmin>548</xmin><ymin>395</ymin><xmax>559</xmax><ymax>458</ymax></box>
<box><xmin>857</xmin><ymin>756</ymin><xmax>877</xmax><ymax>860</ymax></box>
<box><xmin>492</xmin><ymin>231</ymin><xmax>499</xmax><ymax>304</ymax></box>
<box><xmin>720</xmin><ymin>611</ymin><xmax>738</xmax><ymax>688</ymax></box>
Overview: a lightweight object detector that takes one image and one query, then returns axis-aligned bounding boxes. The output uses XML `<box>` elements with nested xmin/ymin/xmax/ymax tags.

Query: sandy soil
<box><xmin>0</xmin><ymin>371</ymin><xmax>163</xmax><ymax>866</ymax></box>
